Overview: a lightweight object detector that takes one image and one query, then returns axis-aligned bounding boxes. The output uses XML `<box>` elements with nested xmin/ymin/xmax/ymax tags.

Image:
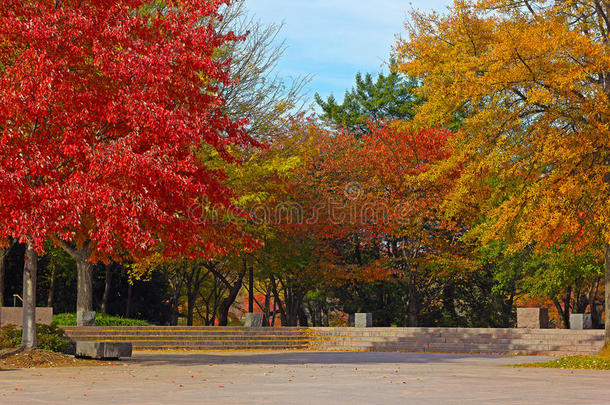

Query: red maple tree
<box><xmin>0</xmin><ymin>0</ymin><xmax>257</xmax><ymax>330</ymax></box>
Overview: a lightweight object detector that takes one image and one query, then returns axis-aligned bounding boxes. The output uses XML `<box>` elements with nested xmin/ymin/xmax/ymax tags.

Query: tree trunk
<box><xmin>589</xmin><ymin>278</ymin><xmax>601</xmax><ymax>329</ymax></box>
<box><xmin>0</xmin><ymin>247</ymin><xmax>7</xmax><ymax>307</ymax></box>
<box><xmin>248</xmin><ymin>264</ymin><xmax>254</xmax><ymax>313</ymax></box>
<box><xmin>76</xmin><ymin>257</ymin><xmax>94</xmax><ymax>313</ymax></box>
<box><xmin>307</xmin><ymin>303</ymin><xmax>316</xmax><ymax>326</ymax></box>
<box><xmin>187</xmin><ymin>291</ymin><xmax>195</xmax><ymax>326</ymax></box>
<box><xmin>57</xmin><ymin>240</ymin><xmax>94</xmax><ymax>320</ymax></box>
<box><xmin>289</xmin><ymin>288</ymin><xmax>305</xmax><ymax>326</ymax></box>
<box><xmin>262</xmin><ymin>289</ymin><xmax>271</xmax><ymax>326</ymax></box>
<box><xmin>125</xmin><ymin>282</ymin><xmax>132</xmax><ymax>318</ymax></box>
<box><xmin>168</xmin><ymin>270</ymin><xmax>185</xmax><ymax>326</ymax></box>
<box><xmin>298</xmin><ymin>304</ymin><xmax>308</xmax><ymax>327</ymax></box>
<box><xmin>563</xmin><ymin>288</ymin><xmax>572</xmax><ymax>329</ymax></box>
<box><xmin>553</xmin><ymin>298</ymin><xmax>566</xmax><ymax>328</ymax></box>
<box><xmin>276</xmin><ymin>280</ymin><xmax>304</xmax><ymax>327</ymax></box>
<box><xmin>604</xmin><ymin>242</ymin><xmax>610</xmax><ymax>347</ymax></box>
<box><xmin>502</xmin><ymin>286</ymin><xmax>515</xmax><ymax>328</ymax></box>
<box><xmin>597</xmin><ymin>6</ymin><xmax>610</xmax><ymax>346</ymax></box>
<box><xmin>407</xmin><ymin>270</ymin><xmax>418</xmax><ymax>327</ymax></box>
<box><xmin>47</xmin><ymin>264</ymin><xmax>56</xmax><ymax>308</ymax></box>
<box><xmin>100</xmin><ymin>263</ymin><xmax>112</xmax><ymax>313</ymax></box>
<box><xmin>169</xmin><ymin>298</ymin><xmax>180</xmax><ymax>326</ymax></box>
<box><xmin>217</xmin><ymin>270</ymin><xmax>246</xmax><ymax>326</ymax></box>
<box><xmin>271</xmin><ymin>298</ymin><xmax>277</xmax><ymax>326</ymax></box>
<box><xmin>553</xmin><ymin>287</ymin><xmax>572</xmax><ymax>329</ymax></box>
<box><xmin>21</xmin><ymin>241</ymin><xmax>37</xmax><ymax>349</ymax></box>
<box><xmin>218</xmin><ymin>280</ymin><xmax>243</xmax><ymax>326</ymax></box>
<box><xmin>442</xmin><ymin>284</ymin><xmax>457</xmax><ymax>324</ymax></box>
<box><xmin>169</xmin><ymin>287</ymin><xmax>181</xmax><ymax>326</ymax></box>
<box><xmin>208</xmin><ymin>261</ymin><xmax>247</xmax><ymax>327</ymax></box>
<box><xmin>183</xmin><ymin>266</ymin><xmax>206</xmax><ymax>326</ymax></box>
<box><xmin>284</xmin><ymin>287</ymin><xmax>297</xmax><ymax>326</ymax></box>
<box><xmin>169</xmin><ymin>281</ymin><xmax>182</xmax><ymax>326</ymax></box>
<box><xmin>270</xmin><ymin>276</ymin><xmax>287</xmax><ymax>325</ymax></box>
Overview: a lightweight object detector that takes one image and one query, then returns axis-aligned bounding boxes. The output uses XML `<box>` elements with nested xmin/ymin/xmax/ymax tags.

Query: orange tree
<box><xmin>292</xmin><ymin>120</ymin><xmax>472</xmax><ymax>326</ymax></box>
<box><xmin>395</xmin><ymin>0</ymin><xmax>610</xmax><ymax>342</ymax></box>
<box><xmin>239</xmin><ymin>121</ymin><xmax>339</xmax><ymax>326</ymax></box>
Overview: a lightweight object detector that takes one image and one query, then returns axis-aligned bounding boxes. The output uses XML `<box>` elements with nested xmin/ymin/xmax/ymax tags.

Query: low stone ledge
<box><xmin>0</xmin><ymin>307</ymin><xmax>53</xmax><ymax>326</ymax></box>
<box><xmin>570</xmin><ymin>314</ymin><xmax>593</xmax><ymax>330</ymax></box>
<box><xmin>75</xmin><ymin>341</ymin><xmax>132</xmax><ymax>360</ymax></box>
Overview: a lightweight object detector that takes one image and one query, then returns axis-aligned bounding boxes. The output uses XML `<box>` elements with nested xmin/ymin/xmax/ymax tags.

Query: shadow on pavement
<box><xmin>127</xmin><ymin>351</ymin><xmax>526</xmax><ymax>368</ymax></box>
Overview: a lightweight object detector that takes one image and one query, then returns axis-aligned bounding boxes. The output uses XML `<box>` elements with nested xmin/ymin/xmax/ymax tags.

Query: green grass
<box><xmin>53</xmin><ymin>313</ymin><xmax>152</xmax><ymax>326</ymax></box>
<box><xmin>516</xmin><ymin>355</ymin><xmax>610</xmax><ymax>370</ymax></box>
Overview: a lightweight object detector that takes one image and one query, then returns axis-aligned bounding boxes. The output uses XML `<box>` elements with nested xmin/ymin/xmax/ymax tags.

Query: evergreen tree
<box><xmin>315</xmin><ymin>68</ymin><xmax>420</xmax><ymax>136</ymax></box>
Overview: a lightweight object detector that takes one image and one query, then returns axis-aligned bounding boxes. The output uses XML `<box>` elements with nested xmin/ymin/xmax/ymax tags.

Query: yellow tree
<box><xmin>394</xmin><ymin>0</ymin><xmax>610</xmax><ymax>343</ymax></box>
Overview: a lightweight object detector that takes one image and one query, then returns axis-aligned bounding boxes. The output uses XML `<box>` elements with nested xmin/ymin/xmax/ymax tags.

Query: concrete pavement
<box><xmin>0</xmin><ymin>351</ymin><xmax>609</xmax><ymax>404</ymax></box>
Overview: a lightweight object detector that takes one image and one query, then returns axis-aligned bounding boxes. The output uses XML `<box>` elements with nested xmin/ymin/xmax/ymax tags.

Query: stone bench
<box><xmin>75</xmin><ymin>341</ymin><xmax>132</xmax><ymax>360</ymax></box>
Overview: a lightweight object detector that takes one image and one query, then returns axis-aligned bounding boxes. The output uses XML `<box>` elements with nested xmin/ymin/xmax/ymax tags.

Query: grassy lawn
<box><xmin>53</xmin><ymin>313</ymin><xmax>152</xmax><ymax>326</ymax></box>
<box><xmin>516</xmin><ymin>348</ymin><xmax>610</xmax><ymax>370</ymax></box>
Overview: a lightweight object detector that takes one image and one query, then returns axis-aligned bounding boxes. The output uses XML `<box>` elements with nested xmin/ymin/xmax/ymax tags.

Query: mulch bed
<box><xmin>0</xmin><ymin>349</ymin><xmax>117</xmax><ymax>369</ymax></box>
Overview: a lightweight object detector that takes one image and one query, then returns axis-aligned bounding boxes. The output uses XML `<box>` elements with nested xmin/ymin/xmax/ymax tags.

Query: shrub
<box><xmin>53</xmin><ymin>312</ymin><xmax>151</xmax><ymax>326</ymax></box>
<box><xmin>0</xmin><ymin>324</ymin><xmax>21</xmax><ymax>349</ymax></box>
<box><xmin>36</xmin><ymin>324</ymin><xmax>72</xmax><ymax>352</ymax></box>
<box><xmin>0</xmin><ymin>323</ymin><xmax>72</xmax><ymax>353</ymax></box>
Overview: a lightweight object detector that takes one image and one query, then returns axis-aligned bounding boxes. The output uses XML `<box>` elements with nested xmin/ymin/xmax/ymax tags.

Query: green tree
<box><xmin>315</xmin><ymin>69</ymin><xmax>419</xmax><ymax>135</ymax></box>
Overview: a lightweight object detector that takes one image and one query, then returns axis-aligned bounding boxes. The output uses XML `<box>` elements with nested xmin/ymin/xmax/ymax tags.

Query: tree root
<box><xmin>0</xmin><ymin>346</ymin><xmax>24</xmax><ymax>360</ymax></box>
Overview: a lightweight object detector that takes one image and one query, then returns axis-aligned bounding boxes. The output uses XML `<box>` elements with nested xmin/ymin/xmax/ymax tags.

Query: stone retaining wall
<box><xmin>0</xmin><ymin>307</ymin><xmax>53</xmax><ymax>327</ymax></box>
<box><xmin>308</xmin><ymin>327</ymin><xmax>605</xmax><ymax>356</ymax></box>
<box><xmin>61</xmin><ymin>326</ymin><xmax>605</xmax><ymax>356</ymax></box>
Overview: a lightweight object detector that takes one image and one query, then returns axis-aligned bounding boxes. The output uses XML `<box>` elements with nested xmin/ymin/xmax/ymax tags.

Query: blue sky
<box><xmin>246</xmin><ymin>0</ymin><xmax>452</xmax><ymax>108</ymax></box>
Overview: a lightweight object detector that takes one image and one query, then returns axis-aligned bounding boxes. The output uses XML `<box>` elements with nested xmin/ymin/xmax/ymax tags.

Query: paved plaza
<box><xmin>1</xmin><ymin>351</ymin><xmax>609</xmax><ymax>404</ymax></box>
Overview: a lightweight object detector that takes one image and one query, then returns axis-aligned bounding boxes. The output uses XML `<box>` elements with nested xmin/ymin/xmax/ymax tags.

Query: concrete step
<box><xmin>63</xmin><ymin>330</ymin><xmax>309</xmax><ymax>335</ymax></box>
<box><xmin>133</xmin><ymin>346</ymin><xmax>309</xmax><ymax>351</ymax></box>
<box><xmin>65</xmin><ymin>333</ymin><xmax>309</xmax><ymax>339</ymax></box>
<box><xmin>72</xmin><ymin>338</ymin><xmax>309</xmax><ymax>344</ymax></box>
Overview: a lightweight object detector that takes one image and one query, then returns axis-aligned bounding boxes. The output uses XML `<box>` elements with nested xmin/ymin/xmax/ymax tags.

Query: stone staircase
<box><xmin>62</xmin><ymin>326</ymin><xmax>311</xmax><ymax>351</ymax></box>
<box><xmin>62</xmin><ymin>326</ymin><xmax>605</xmax><ymax>355</ymax></box>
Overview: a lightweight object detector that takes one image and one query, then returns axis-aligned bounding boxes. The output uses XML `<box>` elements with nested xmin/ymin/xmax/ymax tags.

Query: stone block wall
<box><xmin>61</xmin><ymin>326</ymin><xmax>605</xmax><ymax>356</ymax></box>
<box><xmin>517</xmin><ymin>308</ymin><xmax>549</xmax><ymax>328</ymax></box>
<box><xmin>0</xmin><ymin>307</ymin><xmax>53</xmax><ymax>327</ymax></box>
<box><xmin>307</xmin><ymin>327</ymin><xmax>604</xmax><ymax>356</ymax></box>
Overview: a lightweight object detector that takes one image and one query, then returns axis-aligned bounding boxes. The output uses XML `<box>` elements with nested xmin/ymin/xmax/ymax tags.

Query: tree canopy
<box><xmin>394</xmin><ymin>0</ymin><xmax>610</xmax><ymax>342</ymax></box>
